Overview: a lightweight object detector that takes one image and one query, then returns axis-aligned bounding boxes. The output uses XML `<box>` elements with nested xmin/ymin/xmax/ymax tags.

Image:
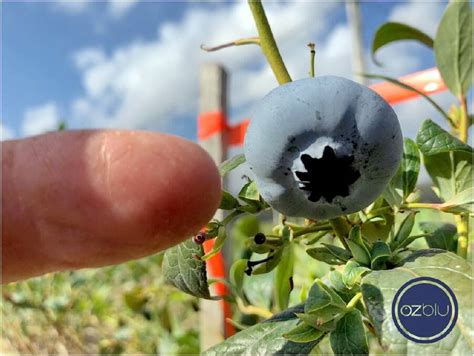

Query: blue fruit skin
<box><xmin>243</xmin><ymin>76</ymin><xmax>403</xmax><ymax>220</ymax></box>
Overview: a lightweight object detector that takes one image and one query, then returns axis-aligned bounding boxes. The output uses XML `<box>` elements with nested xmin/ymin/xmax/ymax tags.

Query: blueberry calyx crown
<box><xmin>295</xmin><ymin>145</ymin><xmax>360</xmax><ymax>203</ymax></box>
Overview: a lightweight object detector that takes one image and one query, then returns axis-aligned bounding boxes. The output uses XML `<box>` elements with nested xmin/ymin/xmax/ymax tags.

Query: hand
<box><xmin>2</xmin><ymin>130</ymin><xmax>221</xmax><ymax>283</ymax></box>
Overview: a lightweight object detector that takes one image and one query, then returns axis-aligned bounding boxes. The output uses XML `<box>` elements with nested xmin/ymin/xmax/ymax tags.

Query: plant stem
<box><xmin>458</xmin><ymin>94</ymin><xmax>469</xmax><ymax>143</ymax></box>
<box><xmin>308</xmin><ymin>43</ymin><xmax>315</xmax><ymax>78</ymax></box>
<box><xmin>236</xmin><ymin>297</ymin><xmax>273</xmax><ymax>319</ymax></box>
<box><xmin>402</xmin><ymin>202</ymin><xmax>441</xmax><ymax>210</ymax></box>
<box><xmin>329</xmin><ymin>217</ymin><xmax>351</xmax><ymax>251</ymax></box>
<box><xmin>248</xmin><ymin>0</ymin><xmax>292</xmax><ymax>85</ymax></box>
<box><xmin>455</xmin><ymin>214</ymin><xmax>469</xmax><ymax>258</ymax></box>
<box><xmin>346</xmin><ymin>292</ymin><xmax>362</xmax><ymax>310</ymax></box>
<box><xmin>200</xmin><ymin>37</ymin><xmax>260</xmax><ymax>52</ymax></box>
<box><xmin>293</xmin><ymin>224</ymin><xmax>332</xmax><ymax>238</ymax></box>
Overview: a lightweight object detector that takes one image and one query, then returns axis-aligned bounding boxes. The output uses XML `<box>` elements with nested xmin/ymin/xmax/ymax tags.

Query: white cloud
<box><xmin>108</xmin><ymin>0</ymin><xmax>140</xmax><ymax>19</ymax></box>
<box><xmin>52</xmin><ymin>0</ymin><xmax>139</xmax><ymax>18</ymax></box>
<box><xmin>53</xmin><ymin>0</ymin><xmax>90</xmax><ymax>14</ymax></box>
<box><xmin>21</xmin><ymin>102</ymin><xmax>60</xmax><ymax>137</ymax></box>
<box><xmin>0</xmin><ymin>122</ymin><xmax>16</xmax><ymax>141</ymax></box>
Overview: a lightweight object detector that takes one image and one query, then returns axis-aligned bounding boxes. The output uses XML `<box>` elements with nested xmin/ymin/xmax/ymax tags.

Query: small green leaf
<box><xmin>370</xmin><ymin>241</ymin><xmax>391</xmax><ymax>270</ymax></box>
<box><xmin>391</xmin><ymin>211</ymin><xmax>417</xmax><ymax>250</ymax></box>
<box><xmin>203</xmin><ymin>305</ymin><xmax>323</xmax><ymax>355</ymax></box>
<box><xmin>330</xmin><ymin>310</ymin><xmax>369</xmax><ymax>356</ymax></box>
<box><xmin>296</xmin><ymin>312</ymin><xmax>338</xmax><ymax>332</ymax></box>
<box><xmin>401</xmin><ymin>138</ymin><xmax>420</xmax><ymax>199</ymax></box>
<box><xmin>230</xmin><ymin>259</ymin><xmax>248</xmax><ymax>298</ymax></box>
<box><xmin>306</xmin><ymin>247</ymin><xmax>346</xmax><ymax>265</ymax></box>
<box><xmin>202</xmin><ymin>227</ymin><xmax>226</xmax><ymax>261</ymax></box>
<box><xmin>238</xmin><ymin>180</ymin><xmax>260</xmax><ymax>202</ymax></box>
<box><xmin>419</xmin><ymin>222</ymin><xmax>458</xmax><ymax>252</ymax></box>
<box><xmin>416</xmin><ymin>119</ymin><xmax>473</xmax><ymax>156</ymax></box>
<box><xmin>440</xmin><ymin>188</ymin><xmax>474</xmax><ymax>214</ymax></box>
<box><xmin>162</xmin><ymin>239</ymin><xmax>211</xmax><ymax>299</ymax></box>
<box><xmin>372</xmin><ymin>22</ymin><xmax>433</xmax><ymax>65</ymax></box>
<box><xmin>321</xmin><ymin>243</ymin><xmax>352</xmax><ymax>262</ymax></box>
<box><xmin>363</xmin><ymin>74</ymin><xmax>452</xmax><ymax>124</ymax></box>
<box><xmin>424</xmin><ymin>151</ymin><xmax>473</xmax><ymax>201</ymax></box>
<box><xmin>305</xmin><ymin>280</ymin><xmax>346</xmax><ymax>314</ymax></box>
<box><xmin>275</xmin><ymin>245</ymin><xmax>295</xmax><ymax>311</ymax></box>
<box><xmin>219</xmin><ymin>153</ymin><xmax>246</xmax><ymax>177</ymax></box>
<box><xmin>326</xmin><ymin>270</ymin><xmax>355</xmax><ymax>301</ymax></box>
<box><xmin>342</xmin><ymin>260</ymin><xmax>370</xmax><ymax>288</ymax></box>
<box><xmin>283</xmin><ymin>322</ymin><xmax>325</xmax><ymax>343</ymax></box>
<box><xmin>219</xmin><ymin>191</ymin><xmax>240</xmax><ymax>210</ymax></box>
<box><xmin>347</xmin><ymin>226</ymin><xmax>371</xmax><ymax>266</ymax></box>
<box><xmin>434</xmin><ymin>1</ymin><xmax>473</xmax><ymax>96</ymax></box>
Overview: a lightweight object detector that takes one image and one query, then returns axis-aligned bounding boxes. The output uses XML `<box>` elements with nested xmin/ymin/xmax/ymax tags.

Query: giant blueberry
<box><xmin>244</xmin><ymin>76</ymin><xmax>403</xmax><ymax>220</ymax></box>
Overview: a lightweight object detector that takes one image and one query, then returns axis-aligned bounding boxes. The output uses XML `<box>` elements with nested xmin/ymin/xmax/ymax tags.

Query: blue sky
<box><xmin>2</xmin><ymin>1</ymin><xmax>454</xmax><ymax>142</ymax></box>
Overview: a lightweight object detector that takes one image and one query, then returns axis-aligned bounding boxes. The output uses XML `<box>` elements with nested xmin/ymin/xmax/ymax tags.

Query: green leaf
<box><xmin>416</xmin><ymin>119</ymin><xmax>473</xmax><ymax>156</ymax></box>
<box><xmin>238</xmin><ymin>180</ymin><xmax>260</xmax><ymax>202</ymax></box>
<box><xmin>424</xmin><ymin>151</ymin><xmax>473</xmax><ymax>201</ymax></box>
<box><xmin>202</xmin><ymin>227</ymin><xmax>227</xmax><ymax>261</ymax></box>
<box><xmin>401</xmin><ymin>138</ymin><xmax>420</xmax><ymax>199</ymax></box>
<box><xmin>305</xmin><ymin>280</ymin><xmax>346</xmax><ymax>314</ymax></box>
<box><xmin>363</xmin><ymin>74</ymin><xmax>452</xmax><ymax>124</ymax></box>
<box><xmin>342</xmin><ymin>260</ymin><xmax>370</xmax><ymax>289</ymax></box>
<box><xmin>162</xmin><ymin>239</ymin><xmax>211</xmax><ymax>299</ymax></box>
<box><xmin>361</xmin><ymin>250</ymin><xmax>473</xmax><ymax>354</ymax></box>
<box><xmin>202</xmin><ymin>304</ymin><xmax>324</xmax><ymax>355</ymax></box>
<box><xmin>391</xmin><ymin>211</ymin><xmax>417</xmax><ymax>249</ymax></box>
<box><xmin>321</xmin><ymin>243</ymin><xmax>352</xmax><ymax>262</ymax></box>
<box><xmin>372</xmin><ymin>22</ymin><xmax>433</xmax><ymax>65</ymax></box>
<box><xmin>230</xmin><ymin>259</ymin><xmax>248</xmax><ymax>299</ymax></box>
<box><xmin>383</xmin><ymin>139</ymin><xmax>420</xmax><ymax>207</ymax></box>
<box><xmin>283</xmin><ymin>322</ymin><xmax>325</xmax><ymax>343</ymax></box>
<box><xmin>370</xmin><ymin>241</ymin><xmax>391</xmax><ymax>270</ymax></box>
<box><xmin>434</xmin><ymin>1</ymin><xmax>473</xmax><ymax>96</ymax></box>
<box><xmin>330</xmin><ymin>310</ymin><xmax>369</xmax><ymax>356</ymax></box>
<box><xmin>219</xmin><ymin>191</ymin><xmax>240</xmax><ymax>210</ymax></box>
<box><xmin>416</xmin><ymin>121</ymin><xmax>474</xmax><ymax>202</ymax></box>
<box><xmin>297</xmin><ymin>312</ymin><xmax>338</xmax><ymax>332</ymax></box>
<box><xmin>219</xmin><ymin>153</ymin><xmax>246</xmax><ymax>177</ymax></box>
<box><xmin>347</xmin><ymin>226</ymin><xmax>371</xmax><ymax>266</ymax></box>
<box><xmin>306</xmin><ymin>247</ymin><xmax>346</xmax><ymax>265</ymax></box>
<box><xmin>326</xmin><ymin>270</ymin><xmax>355</xmax><ymax>302</ymax></box>
<box><xmin>419</xmin><ymin>222</ymin><xmax>458</xmax><ymax>252</ymax></box>
<box><xmin>440</xmin><ymin>188</ymin><xmax>474</xmax><ymax>214</ymax></box>
<box><xmin>275</xmin><ymin>245</ymin><xmax>295</xmax><ymax>311</ymax></box>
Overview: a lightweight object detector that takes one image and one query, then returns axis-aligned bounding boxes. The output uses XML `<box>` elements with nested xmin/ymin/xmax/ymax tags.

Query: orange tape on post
<box><xmin>197</xmin><ymin>111</ymin><xmax>227</xmax><ymax>140</ymax></box>
<box><xmin>203</xmin><ymin>239</ymin><xmax>234</xmax><ymax>337</ymax></box>
<box><xmin>370</xmin><ymin>67</ymin><xmax>447</xmax><ymax>105</ymax></box>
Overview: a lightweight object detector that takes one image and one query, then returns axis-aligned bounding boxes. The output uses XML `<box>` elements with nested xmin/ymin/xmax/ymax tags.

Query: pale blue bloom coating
<box><xmin>244</xmin><ymin>76</ymin><xmax>403</xmax><ymax>220</ymax></box>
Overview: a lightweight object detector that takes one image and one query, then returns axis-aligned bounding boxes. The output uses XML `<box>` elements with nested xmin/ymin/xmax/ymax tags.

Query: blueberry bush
<box><xmin>163</xmin><ymin>1</ymin><xmax>473</xmax><ymax>354</ymax></box>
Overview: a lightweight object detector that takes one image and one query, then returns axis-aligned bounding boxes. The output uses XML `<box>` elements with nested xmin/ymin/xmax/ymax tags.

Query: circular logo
<box><xmin>392</xmin><ymin>277</ymin><xmax>458</xmax><ymax>343</ymax></box>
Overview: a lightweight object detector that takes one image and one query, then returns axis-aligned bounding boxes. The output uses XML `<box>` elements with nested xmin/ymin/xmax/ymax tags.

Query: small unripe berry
<box><xmin>193</xmin><ymin>232</ymin><xmax>208</xmax><ymax>245</ymax></box>
<box><xmin>254</xmin><ymin>232</ymin><xmax>266</xmax><ymax>245</ymax></box>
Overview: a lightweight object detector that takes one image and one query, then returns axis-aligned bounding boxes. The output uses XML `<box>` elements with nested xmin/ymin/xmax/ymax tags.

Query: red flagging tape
<box><xmin>203</xmin><ymin>239</ymin><xmax>235</xmax><ymax>337</ymax></box>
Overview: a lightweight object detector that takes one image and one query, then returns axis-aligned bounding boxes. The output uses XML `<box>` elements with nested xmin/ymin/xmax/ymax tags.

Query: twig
<box><xmin>200</xmin><ymin>37</ymin><xmax>260</xmax><ymax>52</ymax></box>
